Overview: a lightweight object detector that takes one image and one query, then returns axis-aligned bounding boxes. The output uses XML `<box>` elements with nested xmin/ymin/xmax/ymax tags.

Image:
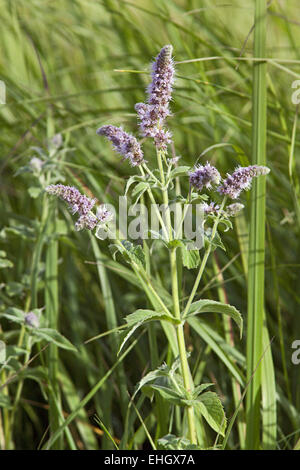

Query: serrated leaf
<box><xmin>183</xmin><ymin>299</ymin><xmax>243</xmax><ymax>338</ymax></box>
<box><xmin>117</xmin><ymin>320</ymin><xmax>145</xmax><ymax>357</ymax></box>
<box><xmin>133</xmin><ymin>365</ymin><xmax>169</xmax><ymax>400</ymax></box>
<box><xmin>122</xmin><ymin>240</ymin><xmax>146</xmax><ymax>268</ymax></box>
<box><xmin>192</xmin><ymin>383</ymin><xmax>214</xmax><ymax>399</ymax></box>
<box><xmin>167</xmin><ymin>239</ymin><xmax>184</xmax><ymax>249</ymax></box>
<box><xmin>181</xmin><ymin>246</ymin><xmax>200</xmax><ymax>269</ymax></box>
<box><xmin>118</xmin><ymin>310</ymin><xmax>176</xmax><ymax>356</ymax></box>
<box><xmin>194</xmin><ymin>391</ymin><xmax>227</xmax><ymax>436</ymax></box>
<box><xmin>148</xmin><ymin>383</ymin><xmax>186</xmax><ymax>406</ymax></box>
<box><xmin>204</xmin><ymin>230</ymin><xmax>226</xmax><ymax>252</ymax></box>
<box><xmin>31</xmin><ymin>328</ymin><xmax>77</xmax><ymax>352</ymax></box>
<box><xmin>157</xmin><ymin>434</ymin><xmax>200</xmax><ymax>450</ymax></box>
<box><xmin>125</xmin><ymin>309</ymin><xmax>173</xmax><ymax>325</ymax></box>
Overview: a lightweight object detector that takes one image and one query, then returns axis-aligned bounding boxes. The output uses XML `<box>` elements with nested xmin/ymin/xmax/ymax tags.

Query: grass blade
<box><xmin>245</xmin><ymin>0</ymin><xmax>268</xmax><ymax>449</ymax></box>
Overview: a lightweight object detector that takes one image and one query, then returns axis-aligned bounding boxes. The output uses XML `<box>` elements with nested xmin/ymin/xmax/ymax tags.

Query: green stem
<box><xmin>182</xmin><ymin>197</ymin><xmax>227</xmax><ymax>319</ymax></box>
<box><xmin>139</xmin><ymin>166</ymin><xmax>169</xmax><ymax>240</ymax></box>
<box><xmin>170</xmin><ymin>248</ymin><xmax>197</xmax><ymax>444</ymax></box>
<box><xmin>8</xmin><ymin>334</ymin><xmax>32</xmax><ymax>447</ymax></box>
<box><xmin>156</xmin><ymin>149</ymin><xmax>197</xmax><ymax>444</ymax></box>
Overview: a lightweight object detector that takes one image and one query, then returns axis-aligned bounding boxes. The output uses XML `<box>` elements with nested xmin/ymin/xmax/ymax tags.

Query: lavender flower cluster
<box><xmin>46</xmin><ymin>184</ymin><xmax>111</xmax><ymax>231</ymax></box>
<box><xmin>202</xmin><ymin>201</ymin><xmax>220</xmax><ymax>214</ymax></box>
<box><xmin>189</xmin><ymin>163</ymin><xmax>269</xmax><ymax>201</ymax></box>
<box><xmin>135</xmin><ymin>45</ymin><xmax>175</xmax><ymax>150</ymax></box>
<box><xmin>189</xmin><ymin>163</ymin><xmax>221</xmax><ymax>191</ymax></box>
<box><xmin>96</xmin><ymin>125</ymin><xmax>144</xmax><ymax>167</ymax></box>
<box><xmin>218</xmin><ymin>165</ymin><xmax>270</xmax><ymax>199</ymax></box>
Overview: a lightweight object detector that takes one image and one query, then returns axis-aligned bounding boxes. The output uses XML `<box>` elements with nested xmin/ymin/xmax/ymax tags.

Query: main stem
<box><xmin>156</xmin><ymin>149</ymin><xmax>197</xmax><ymax>444</ymax></box>
<box><xmin>182</xmin><ymin>197</ymin><xmax>227</xmax><ymax>319</ymax></box>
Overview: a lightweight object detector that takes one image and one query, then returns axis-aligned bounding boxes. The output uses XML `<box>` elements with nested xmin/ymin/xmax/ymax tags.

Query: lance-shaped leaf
<box><xmin>149</xmin><ymin>383</ymin><xmax>186</xmax><ymax>406</ymax></box>
<box><xmin>31</xmin><ymin>328</ymin><xmax>77</xmax><ymax>352</ymax></box>
<box><xmin>194</xmin><ymin>391</ymin><xmax>227</xmax><ymax>436</ymax></box>
<box><xmin>118</xmin><ymin>309</ymin><xmax>178</xmax><ymax>356</ymax></box>
<box><xmin>183</xmin><ymin>299</ymin><xmax>243</xmax><ymax>338</ymax></box>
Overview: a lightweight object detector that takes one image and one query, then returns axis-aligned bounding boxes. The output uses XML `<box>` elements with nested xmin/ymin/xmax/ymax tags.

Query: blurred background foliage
<box><xmin>0</xmin><ymin>0</ymin><xmax>300</xmax><ymax>450</ymax></box>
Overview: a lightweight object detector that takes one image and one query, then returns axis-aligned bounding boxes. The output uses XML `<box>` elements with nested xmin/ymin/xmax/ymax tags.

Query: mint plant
<box><xmin>45</xmin><ymin>45</ymin><xmax>270</xmax><ymax>448</ymax></box>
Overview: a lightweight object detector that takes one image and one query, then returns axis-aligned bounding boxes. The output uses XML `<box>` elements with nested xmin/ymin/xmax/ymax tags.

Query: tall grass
<box><xmin>0</xmin><ymin>0</ymin><xmax>300</xmax><ymax>450</ymax></box>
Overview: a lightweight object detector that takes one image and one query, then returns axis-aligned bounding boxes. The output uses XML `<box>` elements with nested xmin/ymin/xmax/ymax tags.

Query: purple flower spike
<box><xmin>135</xmin><ymin>44</ymin><xmax>175</xmax><ymax>150</ymax></box>
<box><xmin>218</xmin><ymin>165</ymin><xmax>270</xmax><ymax>199</ymax></box>
<box><xmin>148</xmin><ymin>44</ymin><xmax>174</xmax><ymax>121</ymax></box>
<box><xmin>96</xmin><ymin>125</ymin><xmax>144</xmax><ymax>167</ymax></box>
<box><xmin>46</xmin><ymin>184</ymin><xmax>111</xmax><ymax>231</ymax></box>
<box><xmin>189</xmin><ymin>163</ymin><xmax>221</xmax><ymax>191</ymax></box>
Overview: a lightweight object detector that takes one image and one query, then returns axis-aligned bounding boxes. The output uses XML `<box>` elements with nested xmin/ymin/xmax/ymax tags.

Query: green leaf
<box><xmin>125</xmin><ymin>175</ymin><xmax>144</xmax><ymax>195</ymax></box>
<box><xmin>118</xmin><ymin>310</ymin><xmax>176</xmax><ymax>356</ymax></box>
<box><xmin>169</xmin><ymin>166</ymin><xmax>190</xmax><ymax>179</ymax></box>
<box><xmin>157</xmin><ymin>434</ymin><xmax>200</xmax><ymax>450</ymax></box>
<box><xmin>149</xmin><ymin>384</ymin><xmax>186</xmax><ymax>406</ymax></box>
<box><xmin>184</xmin><ymin>299</ymin><xmax>243</xmax><ymax>338</ymax></box>
<box><xmin>181</xmin><ymin>246</ymin><xmax>200</xmax><ymax>269</ymax></box>
<box><xmin>204</xmin><ymin>230</ymin><xmax>226</xmax><ymax>252</ymax></box>
<box><xmin>194</xmin><ymin>391</ymin><xmax>227</xmax><ymax>436</ymax></box>
<box><xmin>121</xmin><ymin>240</ymin><xmax>146</xmax><ymax>269</ymax></box>
<box><xmin>133</xmin><ymin>365</ymin><xmax>169</xmax><ymax>399</ymax></box>
<box><xmin>0</xmin><ymin>394</ymin><xmax>11</xmax><ymax>409</ymax></box>
<box><xmin>0</xmin><ymin>341</ymin><xmax>6</xmax><ymax>363</ymax></box>
<box><xmin>167</xmin><ymin>239</ymin><xmax>184</xmax><ymax>249</ymax></box>
<box><xmin>2</xmin><ymin>224</ymin><xmax>36</xmax><ymax>241</ymax></box>
<box><xmin>0</xmin><ymin>307</ymin><xmax>25</xmax><ymax>325</ymax></box>
<box><xmin>131</xmin><ymin>181</ymin><xmax>149</xmax><ymax>206</ymax></box>
<box><xmin>0</xmin><ymin>258</ymin><xmax>14</xmax><ymax>269</ymax></box>
<box><xmin>28</xmin><ymin>186</ymin><xmax>42</xmax><ymax>198</ymax></box>
<box><xmin>31</xmin><ymin>328</ymin><xmax>77</xmax><ymax>352</ymax></box>
<box><xmin>126</xmin><ymin>309</ymin><xmax>173</xmax><ymax>326</ymax></box>
<box><xmin>5</xmin><ymin>282</ymin><xmax>24</xmax><ymax>297</ymax></box>
<box><xmin>192</xmin><ymin>383</ymin><xmax>214</xmax><ymax>399</ymax></box>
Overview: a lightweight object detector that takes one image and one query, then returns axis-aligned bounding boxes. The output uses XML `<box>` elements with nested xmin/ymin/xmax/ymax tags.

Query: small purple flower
<box><xmin>46</xmin><ymin>184</ymin><xmax>112</xmax><ymax>231</ymax></box>
<box><xmin>168</xmin><ymin>155</ymin><xmax>181</xmax><ymax>165</ymax></box>
<box><xmin>226</xmin><ymin>203</ymin><xmax>244</xmax><ymax>216</ymax></box>
<box><xmin>218</xmin><ymin>165</ymin><xmax>270</xmax><ymax>199</ymax></box>
<box><xmin>135</xmin><ymin>45</ymin><xmax>175</xmax><ymax>150</ymax></box>
<box><xmin>25</xmin><ymin>312</ymin><xmax>39</xmax><ymax>328</ymax></box>
<box><xmin>96</xmin><ymin>125</ymin><xmax>144</xmax><ymax>167</ymax></box>
<box><xmin>202</xmin><ymin>201</ymin><xmax>220</xmax><ymax>214</ymax></box>
<box><xmin>189</xmin><ymin>163</ymin><xmax>221</xmax><ymax>191</ymax></box>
